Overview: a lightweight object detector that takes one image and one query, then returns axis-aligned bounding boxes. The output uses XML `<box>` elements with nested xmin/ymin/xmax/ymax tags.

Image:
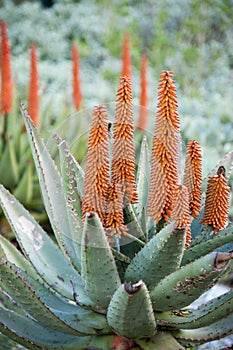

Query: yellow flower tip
<box><xmin>201</xmin><ymin>166</ymin><xmax>230</xmax><ymax>233</ymax></box>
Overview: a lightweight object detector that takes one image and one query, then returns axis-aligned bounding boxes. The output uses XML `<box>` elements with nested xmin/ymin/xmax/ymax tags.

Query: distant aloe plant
<box><xmin>0</xmin><ymin>71</ymin><xmax>233</xmax><ymax>349</ymax></box>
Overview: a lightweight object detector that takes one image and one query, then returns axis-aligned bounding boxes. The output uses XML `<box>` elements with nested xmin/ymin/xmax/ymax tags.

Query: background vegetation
<box><xmin>0</xmin><ymin>0</ymin><xmax>233</xmax><ymax>176</ymax></box>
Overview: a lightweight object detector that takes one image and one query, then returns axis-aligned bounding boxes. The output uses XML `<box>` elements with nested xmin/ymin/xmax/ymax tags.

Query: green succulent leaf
<box><xmin>107</xmin><ymin>281</ymin><xmax>156</xmax><ymax>339</ymax></box>
<box><xmin>135</xmin><ymin>136</ymin><xmax>150</xmax><ymax>224</ymax></box>
<box><xmin>125</xmin><ymin>223</ymin><xmax>186</xmax><ymax>289</ymax></box>
<box><xmin>13</xmin><ymin>159</ymin><xmax>33</xmax><ymax>205</ymax></box>
<box><xmin>182</xmin><ymin>224</ymin><xmax>233</xmax><ymax>265</ymax></box>
<box><xmin>123</xmin><ymin>204</ymin><xmax>146</xmax><ymax>242</ymax></box>
<box><xmin>136</xmin><ymin>331</ymin><xmax>185</xmax><ymax>350</ymax></box>
<box><xmin>0</xmin><ymin>258</ymin><xmax>81</xmax><ymax>336</ymax></box>
<box><xmin>173</xmin><ymin>312</ymin><xmax>233</xmax><ymax>347</ymax></box>
<box><xmin>157</xmin><ymin>289</ymin><xmax>233</xmax><ymax>329</ymax></box>
<box><xmin>0</xmin><ymin>306</ymin><xmax>91</xmax><ymax>350</ymax></box>
<box><xmin>81</xmin><ymin>212</ymin><xmax>121</xmax><ymax>310</ymax></box>
<box><xmin>150</xmin><ymin>252</ymin><xmax>233</xmax><ymax>311</ymax></box>
<box><xmin>20</xmin><ymin>104</ymin><xmax>79</xmax><ymax>266</ymax></box>
<box><xmin>0</xmin><ymin>137</ymin><xmax>19</xmax><ymax>188</ymax></box>
<box><xmin>0</xmin><ymin>256</ymin><xmax>111</xmax><ymax>336</ymax></box>
<box><xmin>0</xmin><ymin>234</ymin><xmax>38</xmax><ymax>279</ymax></box>
<box><xmin>0</xmin><ymin>184</ymin><xmax>86</xmax><ymax>301</ymax></box>
<box><xmin>56</xmin><ymin>134</ymin><xmax>84</xmax><ymax>272</ymax></box>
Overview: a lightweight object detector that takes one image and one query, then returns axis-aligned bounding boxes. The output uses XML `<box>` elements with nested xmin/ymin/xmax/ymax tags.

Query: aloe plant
<box><xmin>0</xmin><ymin>72</ymin><xmax>233</xmax><ymax>350</ymax></box>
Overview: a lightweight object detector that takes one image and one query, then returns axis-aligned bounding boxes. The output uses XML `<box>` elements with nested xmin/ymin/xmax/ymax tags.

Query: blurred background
<box><xmin>0</xmin><ymin>0</ymin><xmax>232</xmax><ymax>177</ymax></box>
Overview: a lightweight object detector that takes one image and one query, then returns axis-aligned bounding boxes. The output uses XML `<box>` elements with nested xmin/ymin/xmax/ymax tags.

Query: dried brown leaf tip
<box><xmin>171</xmin><ymin>185</ymin><xmax>191</xmax><ymax>248</ymax></box>
<box><xmin>111</xmin><ymin>76</ymin><xmax>138</xmax><ymax>204</ymax></box>
<box><xmin>104</xmin><ymin>182</ymin><xmax>128</xmax><ymax>240</ymax></box>
<box><xmin>201</xmin><ymin>166</ymin><xmax>230</xmax><ymax>233</ymax></box>
<box><xmin>183</xmin><ymin>140</ymin><xmax>202</xmax><ymax>218</ymax></box>
<box><xmin>82</xmin><ymin>105</ymin><xmax>109</xmax><ymax>225</ymax></box>
<box><xmin>148</xmin><ymin>71</ymin><xmax>179</xmax><ymax>223</ymax></box>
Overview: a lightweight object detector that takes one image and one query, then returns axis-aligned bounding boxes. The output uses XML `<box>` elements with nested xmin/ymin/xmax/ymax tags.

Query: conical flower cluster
<box><xmin>82</xmin><ymin>105</ymin><xmax>109</xmax><ymax>224</ymax></box>
<box><xmin>148</xmin><ymin>71</ymin><xmax>179</xmax><ymax>223</ymax></box>
<box><xmin>111</xmin><ymin>76</ymin><xmax>138</xmax><ymax>205</ymax></box>
<box><xmin>121</xmin><ymin>32</ymin><xmax>131</xmax><ymax>80</ymax></box>
<box><xmin>137</xmin><ymin>55</ymin><xmax>148</xmax><ymax>131</ymax></box>
<box><xmin>183</xmin><ymin>140</ymin><xmax>202</xmax><ymax>218</ymax></box>
<box><xmin>28</xmin><ymin>43</ymin><xmax>39</xmax><ymax>127</ymax></box>
<box><xmin>71</xmin><ymin>43</ymin><xmax>82</xmax><ymax>110</ymax></box>
<box><xmin>201</xmin><ymin>166</ymin><xmax>230</xmax><ymax>233</ymax></box>
<box><xmin>1</xmin><ymin>20</ymin><xmax>13</xmax><ymax>115</ymax></box>
<box><xmin>171</xmin><ymin>185</ymin><xmax>191</xmax><ymax>247</ymax></box>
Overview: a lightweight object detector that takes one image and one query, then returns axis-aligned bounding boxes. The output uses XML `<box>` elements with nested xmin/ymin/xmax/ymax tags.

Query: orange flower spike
<box><xmin>1</xmin><ymin>20</ymin><xmax>13</xmax><ymax>115</ymax></box>
<box><xmin>183</xmin><ymin>140</ymin><xmax>202</xmax><ymax>218</ymax></box>
<box><xmin>71</xmin><ymin>43</ymin><xmax>82</xmax><ymax>110</ymax></box>
<box><xmin>201</xmin><ymin>166</ymin><xmax>230</xmax><ymax>233</ymax></box>
<box><xmin>137</xmin><ymin>55</ymin><xmax>148</xmax><ymax>131</ymax></box>
<box><xmin>148</xmin><ymin>71</ymin><xmax>179</xmax><ymax>223</ymax></box>
<box><xmin>121</xmin><ymin>32</ymin><xmax>131</xmax><ymax>80</ymax></box>
<box><xmin>111</xmin><ymin>76</ymin><xmax>138</xmax><ymax>204</ymax></box>
<box><xmin>82</xmin><ymin>106</ymin><xmax>110</xmax><ymax>225</ymax></box>
<box><xmin>104</xmin><ymin>182</ymin><xmax>128</xmax><ymax>240</ymax></box>
<box><xmin>28</xmin><ymin>43</ymin><xmax>39</xmax><ymax>127</ymax></box>
<box><xmin>171</xmin><ymin>185</ymin><xmax>191</xmax><ymax>248</ymax></box>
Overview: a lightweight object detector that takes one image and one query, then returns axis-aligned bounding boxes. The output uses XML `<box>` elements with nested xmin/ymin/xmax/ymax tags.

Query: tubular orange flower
<box><xmin>1</xmin><ymin>20</ymin><xmax>13</xmax><ymax>115</ymax></box>
<box><xmin>104</xmin><ymin>182</ymin><xmax>128</xmax><ymax>240</ymax></box>
<box><xmin>201</xmin><ymin>166</ymin><xmax>230</xmax><ymax>233</ymax></box>
<box><xmin>171</xmin><ymin>184</ymin><xmax>191</xmax><ymax>248</ymax></box>
<box><xmin>137</xmin><ymin>55</ymin><xmax>148</xmax><ymax>131</ymax></box>
<box><xmin>148</xmin><ymin>71</ymin><xmax>179</xmax><ymax>223</ymax></box>
<box><xmin>121</xmin><ymin>32</ymin><xmax>131</xmax><ymax>80</ymax></box>
<box><xmin>28</xmin><ymin>43</ymin><xmax>39</xmax><ymax>127</ymax></box>
<box><xmin>183</xmin><ymin>140</ymin><xmax>202</xmax><ymax>218</ymax></box>
<box><xmin>82</xmin><ymin>106</ymin><xmax>109</xmax><ymax>225</ymax></box>
<box><xmin>71</xmin><ymin>43</ymin><xmax>82</xmax><ymax>110</ymax></box>
<box><xmin>111</xmin><ymin>76</ymin><xmax>138</xmax><ymax>204</ymax></box>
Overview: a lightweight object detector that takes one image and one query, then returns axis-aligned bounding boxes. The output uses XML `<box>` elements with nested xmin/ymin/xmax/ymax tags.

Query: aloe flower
<box><xmin>148</xmin><ymin>71</ymin><xmax>179</xmax><ymax>223</ymax></box>
<box><xmin>137</xmin><ymin>55</ymin><xmax>148</xmax><ymax>131</ymax></box>
<box><xmin>121</xmin><ymin>32</ymin><xmax>131</xmax><ymax>80</ymax></box>
<box><xmin>71</xmin><ymin>43</ymin><xmax>82</xmax><ymax>110</ymax></box>
<box><xmin>82</xmin><ymin>105</ymin><xmax>109</xmax><ymax>225</ymax></box>
<box><xmin>201</xmin><ymin>166</ymin><xmax>230</xmax><ymax>233</ymax></box>
<box><xmin>0</xmin><ymin>20</ymin><xmax>13</xmax><ymax>115</ymax></box>
<box><xmin>183</xmin><ymin>140</ymin><xmax>202</xmax><ymax>218</ymax></box>
<box><xmin>28</xmin><ymin>43</ymin><xmax>39</xmax><ymax>127</ymax></box>
<box><xmin>111</xmin><ymin>76</ymin><xmax>138</xmax><ymax>205</ymax></box>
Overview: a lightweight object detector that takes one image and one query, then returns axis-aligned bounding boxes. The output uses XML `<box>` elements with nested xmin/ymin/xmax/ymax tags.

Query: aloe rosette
<box><xmin>0</xmin><ymin>72</ymin><xmax>233</xmax><ymax>350</ymax></box>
